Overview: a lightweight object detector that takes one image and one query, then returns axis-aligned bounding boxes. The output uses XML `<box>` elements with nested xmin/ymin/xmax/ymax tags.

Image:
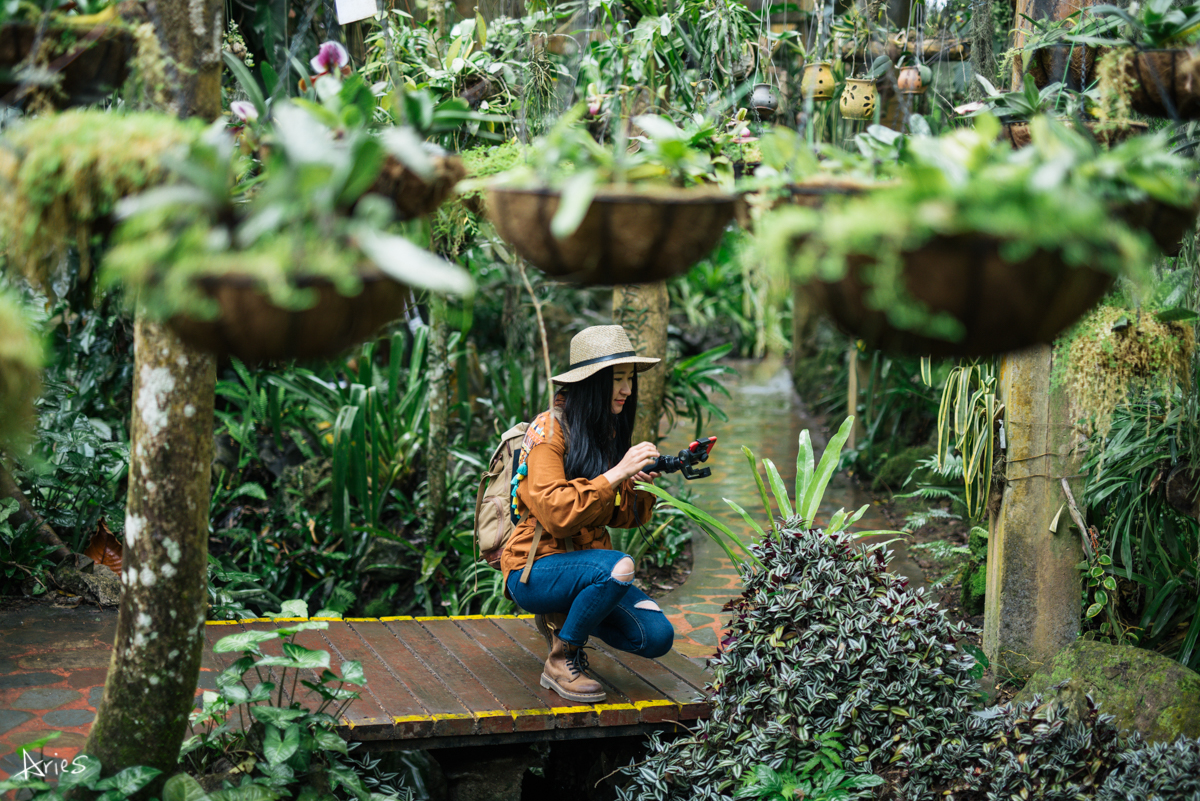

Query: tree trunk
<box><xmin>84</xmin><ymin>0</ymin><xmax>221</xmax><ymax>792</ymax></box>
<box><xmin>613</xmin><ymin>283</ymin><xmax>669</xmax><ymax>445</ymax></box>
<box><xmin>0</xmin><ymin>456</ymin><xmax>71</xmax><ymax>563</ymax></box>
<box><xmin>426</xmin><ymin>296</ymin><xmax>451</xmax><ymax>538</ymax></box>
<box><xmin>970</xmin><ymin>0</ymin><xmax>995</xmax><ymax>101</ymax></box>
<box><xmin>84</xmin><ymin>318</ymin><xmax>216</xmax><ymax>793</ymax></box>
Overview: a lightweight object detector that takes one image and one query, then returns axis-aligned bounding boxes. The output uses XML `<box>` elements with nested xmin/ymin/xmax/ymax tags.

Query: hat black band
<box><xmin>568</xmin><ymin>350</ymin><xmax>637</xmax><ymax>370</ymax></box>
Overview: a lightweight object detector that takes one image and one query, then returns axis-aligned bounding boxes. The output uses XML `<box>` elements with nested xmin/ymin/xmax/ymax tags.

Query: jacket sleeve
<box><xmin>518</xmin><ymin>426</ymin><xmax>616</xmax><ymax>539</ymax></box>
<box><xmin>608</xmin><ymin>480</ymin><xmax>656</xmax><ymax>528</ymax></box>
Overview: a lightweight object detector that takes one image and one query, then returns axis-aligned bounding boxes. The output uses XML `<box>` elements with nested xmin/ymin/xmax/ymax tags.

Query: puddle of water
<box><xmin>653</xmin><ymin>358</ymin><xmax>927</xmax><ymax>655</ymax></box>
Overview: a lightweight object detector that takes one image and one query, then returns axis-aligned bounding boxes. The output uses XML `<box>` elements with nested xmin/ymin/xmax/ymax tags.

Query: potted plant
<box><xmin>839</xmin><ymin>76</ymin><xmax>879</xmax><ymax>120</ymax></box>
<box><xmin>1076</xmin><ymin>0</ymin><xmax>1200</xmax><ymax>118</ymax></box>
<box><xmin>959</xmin><ymin>74</ymin><xmax>1146</xmax><ymax>148</ymax></box>
<box><xmin>757</xmin><ymin>116</ymin><xmax>1197</xmax><ymax>357</ymax></box>
<box><xmin>484</xmin><ymin>108</ymin><xmax>736</xmax><ymax>285</ymax></box>
<box><xmin>225</xmin><ymin>48</ymin><xmax>477</xmax><ymax>223</ymax></box>
<box><xmin>1013</xmin><ymin>9</ymin><xmax>1119</xmax><ymax>89</ymax></box>
<box><xmin>801</xmin><ymin>60</ymin><xmax>836</xmax><ymax>101</ymax></box>
<box><xmin>0</xmin><ymin>0</ymin><xmax>141</xmax><ymax>108</ymax></box>
<box><xmin>0</xmin><ymin>109</ymin><xmax>201</xmax><ymax>289</ymax></box>
<box><xmin>101</xmin><ymin>103</ymin><xmax>472</xmax><ymax>364</ymax></box>
<box><xmin>895</xmin><ymin>53</ymin><xmax>932</xmax><ymax>95</ymax></box>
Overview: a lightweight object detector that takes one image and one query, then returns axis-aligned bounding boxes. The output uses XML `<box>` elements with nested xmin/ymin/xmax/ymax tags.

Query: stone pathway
<box><xmin>0</xmin><ymin>358</ymin><xmax>927</xmax><ymax>778</ymax></box>
<box><xmin>655</xmin><ymin>358</ymin><xmax>927</xmax><ymax>658</ymax></box>
<box><xmin>0</xmin><ymin>603</ymin><xmax>117</xmax><ymax>780</ymax></box>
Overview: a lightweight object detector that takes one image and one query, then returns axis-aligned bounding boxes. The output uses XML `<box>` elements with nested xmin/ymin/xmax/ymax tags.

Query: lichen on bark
<box><xmin>84</xmin><ymin>316</ymin><xmax>215</xmax><ymax>791</ymax></box>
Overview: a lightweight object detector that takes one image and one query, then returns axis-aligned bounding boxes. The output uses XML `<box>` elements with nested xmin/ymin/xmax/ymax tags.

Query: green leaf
<box><xmin>58</xmin><ymin>754</ymin><xmax>101</xmax><ymax>788</ymax></box>
<box><xmin>340</xmin><ymin>660</ymin><xmax>366</xmax><ymax>685</ymax></box>
<box><xmin>723</xmin><ymin>498</ymin><xmax>767</xmax><ymax>541</ymax></box>
<box><xmin>1086</xmin><ymin>602</ymin><xmax>1104</xmax><ymax>618</ymax></box>
<box><xmin>801</xmin><ymin>417</ymin><xmax>854</xmax><ymax>527</ymax></box>
<box><xmin>795</xmin><ymin>430</ymin><xmax>815</xmax><ymax>509</ymax></box>
<box><xmin>103</xmin><ymin>765</ymin><xmax>163</xmax><ymax>796</ymax></box>
<box><xmin>762</xmin><ymin>458</ymin><xmax>794</xmax><ymax>519</ymax></box>
<box><xmin>250</xmin><ymin>706</ymin><xmax>307</xmax><ymax>726</ymax></box>
<box><xmin>263</xmin><ymin>723</ymin><xmax>300</xmax><ymax>765</ymax></box>
<box><xmin>551</xmin><ymin>170</ymin><xmax>598</xmax><ymax>239</ymax></box>
<box><xmin>311</xmin><ymin>727</ymin><xmax>349</xmax><ymax>755</ymax></box>
<box><xmin>1102</xmin><ymin>576</ymin><xmax>1118</xmax><ymax>591</ymax></box>
<box><xmin>213</xmin><ymin>630</ymin><xmax>278</xmax><ymax>653</ymax></box>
<box><xmin>256</xmin><ymin>643</ymin><xmax>331</xmax><ymax>670</ymax></box>
<box><xmin>1155</xmin><ymin>307</ymin><xmax>1199</xmax><ymax>323</ymax></box>
<box><xmin>355</xmin><ymin>229</ymin><xmax>473</xmax><ymax>296</ymax></box>
<box><xmin>743</xmin><ymin>446</ymin><xmax>775</xmax><ymax>530</ymax></box>
<box><xmin>222</xmin><ymin>51</ymin><xmax>267</xmax><ymax>120</ymax></box>
<box><xmin>163</xmin><ymin>772</ymin><xmax>209</xmax><ymax>801</ymax></box>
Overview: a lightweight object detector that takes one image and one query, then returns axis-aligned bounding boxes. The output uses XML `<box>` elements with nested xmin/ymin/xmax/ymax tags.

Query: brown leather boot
<box><xmin>541</xmin><ymin>633</ymin><xmax>606</xmax><ymax>704</ymax></box>
<box><xmin>534</xmin><ymin>612</ymin><xmax>570</xmax><ymax>648</ymax></box>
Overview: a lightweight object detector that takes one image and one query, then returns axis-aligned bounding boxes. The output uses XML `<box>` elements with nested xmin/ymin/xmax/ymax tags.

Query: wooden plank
<box><xmin>390</xmin><ymin>619</ymin><xmax>514</xmax><ymax>736</ymax></box>
<box><xmin>490</xmin><ymin>617</ymin><xmax>654</xmax><ymax>726</ymax></box>
<box><xmin>656</xmin><ymin>651</ymin><xmax>714</xmax><ymax>694</ymax></box>
<box><xmin>318</xmin><ymin>622</ymin><xmax>432</xmax><ymax>740</ymax></box>
<box><xmin>446</xmin><ymin>618</ymin><xmax>566</xmax><ymax>732</ymax></box>
<box><xmin>353</xmin><ymin>620</ymin><xmax>475</xmax><ymax>737</ymax></box>
<box><xmin>591</xmin><ymin>642</ymin><xmax>710</xmax><ymax>719</ymax></box>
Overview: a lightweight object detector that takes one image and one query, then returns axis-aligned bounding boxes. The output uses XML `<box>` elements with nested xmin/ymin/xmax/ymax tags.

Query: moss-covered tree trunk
<box><xmin>85</xmin><ymin>319</ymin><xmax>216</xmax><ymax>788</ymax></box>
<box><xmin>613</xmin><ymin>283</ymin><xmax>669</xmax><ymax>444</ymax></box>
<box><xmin>84</xmin><ymin>0</ymin><xmax>221</xmax><ymax>792</ymax></box>
<box><xmin>426</xmin><ymin>296</ymin><xmax>451</xmax><ymax>538</ymax></box>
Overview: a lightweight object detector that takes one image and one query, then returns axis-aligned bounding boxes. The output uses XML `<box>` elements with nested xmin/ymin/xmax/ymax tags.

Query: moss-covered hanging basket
<box><xmin>486</xmin><ymin>186</ymin><xmax>736</xmax><ymax>285</ymax></box>
<box><xmin>1001</xmin><ymin>120</ymin><xmax>1148</xmax><ymax>149</ymax></box>
<box><xmin>0</xmin><ymin>288</ymin><xmax>42</xmax><ymax>447</ymax></box>
<box><xmin>1118</xmin><ymin>48</ymin><xmax>1200</xmax><ymax>119</ymax></box>
<box><xmin>167</xmin><ymin>269</ymin><xmax>412</xmax><ymax>365</ymax></box>
<box><xmin>804</xmin><ymin>235</ymin><xmax>1116</xmax><ymax>357</ymax></box>
<box><xmin>1025</xmin><ymin>44</ymin><xmax>1104</xmax><ymax>90</ymax></box>
<box><xmin>0</xmin><ymin>21</ymin><xmax>135</xmax><ymax>107</ymax></box>
<box><xmin>367</xmin><ymin>153</ymin><xmax>466</xmax><ymax>221</ymax></box>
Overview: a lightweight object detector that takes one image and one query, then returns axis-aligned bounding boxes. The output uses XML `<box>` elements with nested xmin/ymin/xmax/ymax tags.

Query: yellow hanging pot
<box><xmin>839</xmin><ymin>78</ymin><xmax>879</xmax><ymax>120</ymax></box>
<box><xmin>801</xmin><ymin>61</ymin><xmax>835</xmax><ymax>101</ymax></box>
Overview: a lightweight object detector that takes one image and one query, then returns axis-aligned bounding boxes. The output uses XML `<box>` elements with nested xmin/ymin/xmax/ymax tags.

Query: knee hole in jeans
<box><xmin>634</xmin><ymin>600</ymin><xmax>660</xmax><ymax>611</ymax></box>
<box><xmin>611</xmin><ymin>556</ymin><xmax>635</xmax><ymax>583</ymax></box>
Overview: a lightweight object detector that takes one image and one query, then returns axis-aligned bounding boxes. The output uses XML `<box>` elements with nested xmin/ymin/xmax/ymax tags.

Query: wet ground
<box><xmin>654</xmin><ymin>358</ymin><xmax>927</xmax><ymax>657</ymax></box>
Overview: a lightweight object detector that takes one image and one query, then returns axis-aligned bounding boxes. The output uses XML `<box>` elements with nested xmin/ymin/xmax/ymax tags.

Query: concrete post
<box><xmin>984</xmin><ymin>346</ymin><xmax>1083</xmax><ymax>679</ymax></box>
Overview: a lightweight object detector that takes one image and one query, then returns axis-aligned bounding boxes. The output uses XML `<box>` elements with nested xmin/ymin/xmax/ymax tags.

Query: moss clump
<box><xmin>0</xmin><ymin>110</ymin><xmax>201</xmax><ymax>286</ymax></box>
<box><xmin>872</xmin><ymin>444</ymin><xmax>935</xmax><ymax>492</ymax></box>
<box><xmin>0</xmin><ymin>287</ymin><xmax>43</xmax><ymax>447</ymax></box>
<box><xmin>1058</xmin><ymin>304</ymin><xmax>1194</xmax><ymax>438</ymax></box>
<box><xmin>432</xmin><ymin>139</ymin><xmax>525</xmax><ymax>256</ymax></box>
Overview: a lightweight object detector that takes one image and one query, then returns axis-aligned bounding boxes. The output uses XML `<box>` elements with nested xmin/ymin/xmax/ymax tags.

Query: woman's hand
<box><xmin>633</xmin><ymin>471</ymin><xmax>661</xmax><ymax>484</ymax></box>
<box><xmin>603</xmin><ymin>442</ymin><xmax>660</xmax><ymax>486</ymax></box>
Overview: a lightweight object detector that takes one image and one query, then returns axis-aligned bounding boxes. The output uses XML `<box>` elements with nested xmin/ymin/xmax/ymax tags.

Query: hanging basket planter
<box><xmin>801</xmin><ymin>61</ymin><xmax>836</xmax><ymax>101</ymax></box>
<box><xmin>897</xmin><ymin>66</ymin><xmax>927</xmax><ymax>95</ymax></box>
<box><xmin>486</xmin><ymin>186</ymin><xmax>736</xmax><ymax>285</ymax></box>
<box><xmin>839</xmin><ymin>78</ymin><xmax>879</xmax><ymax>120</ymax></box>
<box><xmin>167</xmin><ymin>269</ymin><xmax>412</xmax><ymax>364</ymax></box>
<box><xmin>1118</xmin><ymin>48</ymin><xmax>1200</xmax><ymax>119</ymax></box>
<box><xmin>366</xmin><ymin>153</ymin><xmax>466</xmax><ymax>221</ymax></box>
<box><xmin>1000</xmin><ymin>119</ymin><xmax>1149</xmax><ymax>149</ymax></box>
<box><xmin>750</xmin><ymin>83</ymin><xmax>779</xmax><ymax>120</ymax></box>
<box><xmin>803</xmin><ymin>236</ymin><xmax>1116</xmax><ymax>357</ymax></box>
<box><xmin>0</xmin><ymin>21</ymin><xmax>135</xmax><ymax>107</ymax></box>
<box><xmin>1116</xmin><ymin>195</ymin><xmax>1200</xmax><ymax>256</ymax></box>
<box><xmin>1026</xmin><ymin>44</ymin><xmax>1103</xmax><ymax>90</ymax></box>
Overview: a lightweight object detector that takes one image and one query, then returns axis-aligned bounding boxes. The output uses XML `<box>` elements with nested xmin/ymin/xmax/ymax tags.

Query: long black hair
<box><xmin>561</xmin><ymin>365</ymin><xmax>638</xmax><ymax>481</ymax></box>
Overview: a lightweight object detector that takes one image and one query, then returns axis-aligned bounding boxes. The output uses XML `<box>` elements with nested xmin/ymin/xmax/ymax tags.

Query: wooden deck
<box><xmin>199</xmin><ymin>615</ymin><xmax>712</xmax><ymax>750</ymax></box>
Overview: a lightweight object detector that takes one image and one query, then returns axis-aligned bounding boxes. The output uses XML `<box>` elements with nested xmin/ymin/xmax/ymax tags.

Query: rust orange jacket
<box><xmin>500</xmin><ymin>408</ymin><xmax>656</xmax><ymax>583</ymax></box>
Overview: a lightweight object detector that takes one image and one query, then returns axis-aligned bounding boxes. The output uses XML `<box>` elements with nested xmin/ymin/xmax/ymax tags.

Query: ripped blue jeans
<box><xmin>506</xmin><ymin>549</ymin><xmax>675</xmax><ymax>658</ymax></box>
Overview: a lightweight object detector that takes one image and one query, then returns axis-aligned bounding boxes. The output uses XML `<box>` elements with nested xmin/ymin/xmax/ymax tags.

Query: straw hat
<box><xmin>551</xmin><ymin>325</ymin><xmax>661</xmax><ymax>384</ymax></box>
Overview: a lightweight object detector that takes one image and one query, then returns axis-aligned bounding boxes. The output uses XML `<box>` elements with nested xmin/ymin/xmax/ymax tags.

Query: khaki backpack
<box><xmin>473</xmin><ymin>409</ymin><xmax>565</xmax><ymax>584</ymax></box>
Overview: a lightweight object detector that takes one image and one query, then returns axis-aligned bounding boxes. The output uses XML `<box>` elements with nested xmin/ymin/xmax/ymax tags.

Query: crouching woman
<box><xmin>502</xmin><ymin>325</ymin><xmax>675</xmax><ymax>704</ymax></box>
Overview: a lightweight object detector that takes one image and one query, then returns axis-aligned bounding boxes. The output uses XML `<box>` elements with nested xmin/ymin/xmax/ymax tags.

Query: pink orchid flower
<box><xmin>230</xmin><ymin>100</ymin><xmax>258</xmax><ymax>122</ymax></box>
<box><xmin>310</xmin><ymin>41</ymin><xmax>349</xmax><ymax>75</ymax></box>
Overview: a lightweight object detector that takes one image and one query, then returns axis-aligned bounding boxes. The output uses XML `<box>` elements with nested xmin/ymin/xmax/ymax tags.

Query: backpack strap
<box><xmin>520</xmin><ymin>521</ymin><xmax>545</xmax><ymax>584</ymax></box>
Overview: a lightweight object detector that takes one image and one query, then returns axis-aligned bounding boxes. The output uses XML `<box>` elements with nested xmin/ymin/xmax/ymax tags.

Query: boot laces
<box><xmin>566</xmin><ymin>646</ymin><xmax>591</xmax><ymax>678</ymax></box>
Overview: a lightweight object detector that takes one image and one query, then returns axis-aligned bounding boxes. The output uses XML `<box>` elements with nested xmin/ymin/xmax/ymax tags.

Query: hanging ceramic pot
<box><xmin>897</xmin><ymin>66</ymin><xmax>926</xmax><ymax>95</ymax></box>
<box><xmin>801</xmin><ymin>61</ymin><xmax>835</xmax><ymax>101</ymax></box>
<box><xmin>750</xmin><ymin>83</ymin><xmax>779</xmax><ymax>119</ymax></box>
<box><xmin>839</xmin><ymin>78</ymin><xmax>878</xmax><ymax>120</ymax></box>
